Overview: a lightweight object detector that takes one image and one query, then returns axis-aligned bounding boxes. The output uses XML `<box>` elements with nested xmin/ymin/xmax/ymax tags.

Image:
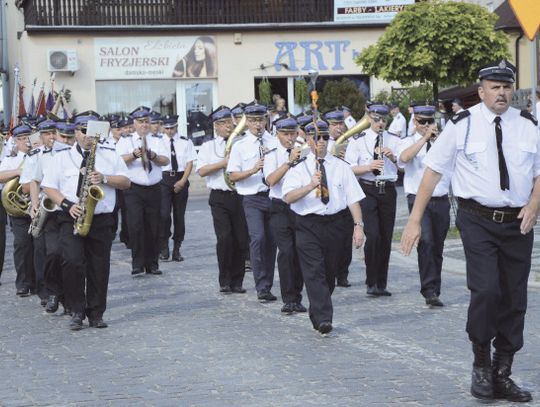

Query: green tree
<box><xmin>356</xmin><ymin>0</ymin><xmax>510</xmax><ymax>100</ymax></box>
<box><xmin>318</xmin><ymin>78</ymin><xmax>366</xmax><ymax>120</ymax></box>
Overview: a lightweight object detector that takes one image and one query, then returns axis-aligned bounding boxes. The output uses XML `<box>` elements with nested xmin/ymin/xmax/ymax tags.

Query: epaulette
<box><xmin>151</xmin><ymin>134</ymin><xmax>163</xmax><ymax>139</ymax></box>
<box><xmin>55</xmin><ymin>147</ymin><xmax>71</xmax><ymax>153</ymax></box>
<box><xmin>353</xmin><ymin>131</ymin><xmax>366</xmax><ymax>140</ymax></box>
<box><xmin>387</xmin><ymin>131</ymin><xmax>400</xmax><ymax>138</ymax></box>
<box><xmin>42</xmin><ymin>149</ymin><xmax>52</xmax><ymax>154</ymax></box>
<box><xmin>520</xmin><ymin>110</ymin><xmax>538</xmax><ymax>126</ymax></box>
<box><xmin>263</xmin><ymin>147</ymin><xmax>277</xmax><ymax>156</ymax></box>
<box><xmin>450</xmin><ymin>110</ymin><xmax>470</xmax><ymax>124</ymax></box>
<box><xmin>180</xmin><ymin>136</ymin><xmax>188</xmax><ymax>140</ymax></box>
<box><xmin>122</xmin><ymin>134</ymin><xmax>132</xmax><ymax>138</ymax></box>
<box><xmin>99</xmin><ymin>145</ymin><xmax>116</xmax><ymax>151</ymax></box>
<box><xmin>27</xmin><ymin>148</ymin><xmax>40</xmax><ymax>157</ymax></box>
<box><xmin>289</xmin><ymin>157</ymin><xmax>307</xmax><ymax>167</ymax></box>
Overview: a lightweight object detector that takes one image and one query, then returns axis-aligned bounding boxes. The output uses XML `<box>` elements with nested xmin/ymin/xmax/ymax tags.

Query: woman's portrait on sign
<box><xmin>173</xmin><ymin>36</ymin><xmax>217</xmax><ymax>78</ymax></box>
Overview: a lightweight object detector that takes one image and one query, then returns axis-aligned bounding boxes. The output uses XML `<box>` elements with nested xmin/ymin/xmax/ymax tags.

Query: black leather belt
<box><xmin>360</xmin><ymin>179</ymin><xmax>395</xmax><ymax>187</ymax></box>
<box><xmin>162</xmin><ymin>170</ymin><xmax>184</xmax><ymax>177</ymax></box>
<box><xmin>211</xmin><ymin>189</ymin><xmax>235</xmax><ymax>195</ymax></box>
<box><xmin>458</xmin><ymin>198</ymin><xmax>521</xmax><ymax>224</ymax></box>
<box><xmin>249</xmin><ymin>190</ymin><xmax>269</xmax><ymax>197</ymax></box>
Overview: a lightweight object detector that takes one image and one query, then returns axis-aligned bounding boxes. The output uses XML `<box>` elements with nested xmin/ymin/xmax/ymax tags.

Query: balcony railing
<box><xmin>19</xmin><ymin>0</ymin><xmax>337</xmax><ymax>29</ymax></box>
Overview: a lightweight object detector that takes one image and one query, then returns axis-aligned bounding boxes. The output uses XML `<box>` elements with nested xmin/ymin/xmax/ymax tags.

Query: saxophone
<box><xmin>223</xmin><ymin>114</ymin><xmax>247</xmax><ymax>190</ymax></box>
<box><xmin>28</xmin><ymin>196</ymin><xmax>58</xmax><ymax>238</ymax></box>
<box><xmin>73</xmin><ymin>136</ymin><xmax>105</xmax><ymax>237</ymax></box>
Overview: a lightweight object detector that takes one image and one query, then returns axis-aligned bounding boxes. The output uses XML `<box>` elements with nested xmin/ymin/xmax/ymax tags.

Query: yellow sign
<box><xmin>509</xmin><ymin>0</ymin><xmax>540</xmax><ymax>41</ymax></box>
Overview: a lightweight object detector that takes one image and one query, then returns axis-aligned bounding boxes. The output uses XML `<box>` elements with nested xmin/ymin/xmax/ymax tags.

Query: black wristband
<box><xmin>60</xmin><ymin>198</ymin><xmax>75</xmax><ymax>213</ymax></box>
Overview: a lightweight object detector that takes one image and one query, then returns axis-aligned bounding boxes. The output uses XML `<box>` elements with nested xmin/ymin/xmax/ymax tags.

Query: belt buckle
<box><xmin>169</xmin><ymin>170</ymin><xmax>177</xmax><ymax>176</ymax></box>
<box><xmin>492</xmin><ymin>210</ymin><xmax>505</xmax><ymax>223</ymax></box>
<box><xmin>375</xmin><ymin>180</ymin><xmax>386</xmax><ymax>187</ymax></box>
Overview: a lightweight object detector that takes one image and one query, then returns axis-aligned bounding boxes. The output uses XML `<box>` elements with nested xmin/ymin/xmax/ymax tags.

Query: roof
<box><xmin>494</xmin><ymin>0</ymin><xmax>521</xmax><ymax>31</ymax></box>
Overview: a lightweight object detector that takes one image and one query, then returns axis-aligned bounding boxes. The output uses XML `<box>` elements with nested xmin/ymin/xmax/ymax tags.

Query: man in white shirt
<box><xmin>282</xmin><ymin>120</ymin><xmax>365</xmax><ymax>334</ymax></box>
<box><xmin>197</xmin><ymin>106</ymin><xmax>249</xmax><ymax>293</ymax></box>
<box><xmin>402</xmin><ymin>59</ymin><xmax>537</xmax><ymax>402</ymax></box>
<box><xmin>398</xmin><ymin>105</ymin><xmax>450</xmax><ymax>307</ymax></box>
<box><xmin>264</xmin><ymin>117</ymin><xmax>306</xmax><ymax>314</ymax></box>
<box><xmin>116</xmin><ymin>106</ymin><xmax>170</xmax><ymax>276</ymax></box>
<box><xmin>388</xmin><ymin>103</ymin><xmax>407</xmax><ymax>139</ymax></box>
<box><xmin>42</xmin><ymin>113</ymin><xmax>131</xmax><ymax>330</ymax></box>
<box><xmin>159</xmin><ymin>114</ymin><xmax>197</xmax><ymax>262</ymax></box>
<box><xmin>226</xmin><ymin>102</ymin><xmax>277</xmax><ymax>302</ymax></box>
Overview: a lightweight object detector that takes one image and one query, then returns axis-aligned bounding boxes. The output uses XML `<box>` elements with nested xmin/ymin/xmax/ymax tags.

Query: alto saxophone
<box><xmin>28</xmin><ymin>196</ymin><xmax>58</xmax><ymax>238</ymax></box>
<box><xmin>73</xmin><ymin>136</ymin><xmax>105</xmax><ymax>237</ymax></box>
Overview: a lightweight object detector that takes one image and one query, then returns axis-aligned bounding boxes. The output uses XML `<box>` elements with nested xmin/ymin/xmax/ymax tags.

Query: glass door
<box><xmin>176</xmin><ymin>80</ymin><xmax>217</xmax><ymax>147</ymax></box>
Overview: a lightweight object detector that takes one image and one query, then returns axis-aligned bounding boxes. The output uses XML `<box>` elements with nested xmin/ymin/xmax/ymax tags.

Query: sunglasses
<box><xmin>417</xmin><ymin>118</ymin><xmax>435</xmax><ymax>125</ymax></box>
<box><xmin>312</xmin><ymin>134</ymin><xmax>330</xmax><ymax>141</ymax></box>
<box><xmin>371</xmin><ymin>116</ymin><xmax>387</xmax><ymax>123</ymax></box>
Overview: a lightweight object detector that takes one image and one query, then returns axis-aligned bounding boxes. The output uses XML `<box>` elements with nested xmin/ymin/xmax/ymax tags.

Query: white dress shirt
<box><xmin>424</xmin><ymin>103</ymin><xmax>540</xmax><ymax>208</ymax></box>
<box><xmin>282</xmin><ymin>152</ymin><xmax>365</xmax><ymax>216</ymax></box>
<box><xmin>397</xmin><ymin>133</ymin><xmax>450</xmax><ymax>197</ymax></box>
<box><xmin>407</xmin><ymin>114</ymin><xmax>415</xmax><ymax>138</ymax></box>
<box><xmin>196</xmin><ymin>136</ymin><xmax>231</xmax><ymax>191</ymax></box>
<box><xmin>344</xmin><ymin>128</ymin><xmax>401</xmax><ymax>182</ymax></box>
<box><xmin>263</xmin><ymin>142</ymin><xmax>291</xmax><ymax>200</ymax></box>
<box><xmin>161</xmin><ymin>133</ymin><xmax>197</xmax><ymax>172</ymax></box>
<box><xmin>226</xmin><ymin>130</ymin><xmax>273</xmax><ymax>195</ymax></box>
<box><xmin>115</xmin><ymin>132</ymin><xmax>167</xmax><ymax>186</ymax></box>
<box><xmin>0</xmin><ymin>150</ymin><xmax>26</xmax><ymax>189</ymax></box>
<box><xmin>388</xmin><ymin>112</ymin><xmax>407</xmax><ymax>138</ymax></box>
<box><xmin>41</xmin><ymin>144</ymin><xmax>129</xmax><ymax>214</ymax></box>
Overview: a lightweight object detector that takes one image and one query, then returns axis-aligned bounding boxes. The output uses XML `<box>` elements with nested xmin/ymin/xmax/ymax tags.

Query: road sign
<box><xmin>509</xmin><ymin>0</ymin><xmax>540</xmax><ymax>41</ymax></box>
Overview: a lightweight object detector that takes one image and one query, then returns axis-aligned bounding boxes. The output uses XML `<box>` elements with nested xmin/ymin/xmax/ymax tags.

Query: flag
<box><xmin>45</xmin><ymin>90</ymin><xmax>55</xmax><ymax>112</ymax></box>
<box><xmin>8</xmin><ymin>65</ymin><xmax>22</xmax><ymax>136</ymax></box>
<box><xmin>35</xmin><ymin>83</ymin><xmax>46</xmax><ymax>116</ymax></box>
<box><xmin>27</xmin><ymin>78</ymin><xmax>36</xmax><ymax>116</ymax></box>
<box><xmin>18</xmin><ymin>84</ymin><xmax>27</xmax><ymax>118</ymax></box>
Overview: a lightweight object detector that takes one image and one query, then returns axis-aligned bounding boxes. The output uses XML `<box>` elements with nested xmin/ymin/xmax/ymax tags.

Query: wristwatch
<box><xmin>354</xmin><ymin>221</ymin><xmax>364</xmax><ymax>227</ymax></box>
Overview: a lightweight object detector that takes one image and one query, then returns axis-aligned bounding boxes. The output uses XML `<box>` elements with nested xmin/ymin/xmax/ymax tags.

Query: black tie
<box><xmin>170</xmin><ymin>138</ymin><xmax>178</xmax><ymax>172</ymax></box>
<box><xmin>76</xmin><ymin>145</ymin><xmax>90</xmax><ymax>198</ymax></box>
<box><xmin>494</xmin><ymin>116</ymin><xmax>509</xmax><ymax>190</ymax></box>
<box><xmin>318</xmin><ymin>158</ymin><xmax>329</xmax><ymax>204</ymax></box>
<box><xmin>426</xmin><ymin>139</ymin><xmax>432</xmax><ymax>152</ymax></box>
<box><xmin>372</xmin><ymin>134</ymin><xmax>381</xmax><ymax>176</ymax></box>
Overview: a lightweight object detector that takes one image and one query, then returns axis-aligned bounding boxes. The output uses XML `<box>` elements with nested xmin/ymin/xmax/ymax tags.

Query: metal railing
<box><xmin>20</xmin><ymin>0</ymin><xmax>334</xmax><ymax>28</ymax></box>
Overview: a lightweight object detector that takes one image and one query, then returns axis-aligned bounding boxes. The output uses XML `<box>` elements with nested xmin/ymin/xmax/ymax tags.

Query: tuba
<box><xmin>28</xmin><ymin>196</ymin><xmax>58</xmax><ymax>238</ymax></box>
<box><xmin>331</xmin><ymin>114</ymin><xmax>370</xmax><ymax>156</ymax></box>
<box><xmin>73</xmin><ymin>135</ymin><xmax>105</xmax><ymax>237</ymax></box>
<box><xmin>2</xmin><ymin>161</ymin><xmax>30</xmax><ymax>217</ymax></box>
<box><xmin>223</xmin><ymin>114</ymin><xmax>247</xmax><ymax>190</ymax></box>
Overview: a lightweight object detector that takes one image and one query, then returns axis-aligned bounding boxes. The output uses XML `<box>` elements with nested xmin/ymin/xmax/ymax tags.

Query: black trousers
<box><xmin>209</xmin><ymin>189</ymin><xmax>248</xmax><ymax>288</ymax></box>
<box><xmin>270</xmin><ymin>199</ymin><xmax>303</xmax><ymax>304</ymax></box>
<box><xmin>359</xmin><ymin>182</ymin><xmax>397</xmax><ymax>289</ymax></box>
<box><xmin>160</xmin><ymin>172</ymin><xmax>188</xmax><ymax>248</ymax></box>
<box><xmin>43</xmin><ymin>212</ymin><xmax>64</xmax><ymax>298</ymax></box>
<box><xmin>407</xmin><ymin>194</ymin><xmax>450</xmax><ymax>298</ymax></box>
<box><xmin>0</xmin><ymin>202</ymin><xmax>6</xmax><ymax>279</ymax></box>
<box><xmin>296</xmin><ymin>210</ymin><xmax>348</xmax><ymax>327</ymax></box>
<box><xmin>58</xmin><ymin>212</ymin><xmax>114</xmax><ymax>319</ymax></box>
<box><xmin>456</xmin><ymin>209</ymin><xmax>532</xmax><ymax>354</ymax></box>
<box><xmin>242</xmin><ymin>194</ymin><xmax>277</xmax><ymax>294</ymax></box>
<box><xmin>10</xmin><ymin>216</ymin><xmax>35</xmax><ymax>291</ymax></box>
<box><xmin>336</xmin><ymin>210</ymin><xmax>353</xmax><ymax>282</ymax></box>
<box><xmin>125</xmin><ymin>183</ymin><xmax>161</xmax><ymax>272</ymax></box>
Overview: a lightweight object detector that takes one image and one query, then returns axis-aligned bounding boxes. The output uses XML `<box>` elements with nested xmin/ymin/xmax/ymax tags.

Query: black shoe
<box><xmin>293</xmin><ymin>302</ymin><xmax>307</xmax><ymax>313</ymax></box>
<box><xmin>63</xmin><ymin>307</ymin><xmax>73</xmax><ymax>316</ymax></box>
<box><xmin>69</xmin><ymin>313</ymin><xmax>84</xmax><ymax>331</ymax></box>
<box><xmin>366</xmin><ymin>286</ymin><xmax>379</xmax><ymax>296</ymax></box>
<box><xmin>231</xmin><ymin>286</ymin><xmax>247</xmax><ymax>294</ymax></box>
<box><xmin>40</xmin><ymin>298</ymin><xmax>47</xmax><ymax>307</ymax></box>
<box><xmin>492</xmin><ymin>352</ymin><xmax>532</xmax><ymax>402</ymax></box>
<box><xmin>281</xmin><ymin>303</ymin><xmax>294</xmax><ymax>314</ymax></box>
<box><xmin>378</xmin><ymin>288</ymin><xmax>392</xmax><ymax>296</ymax></box>
<box><xmin>16</xmin><ymin>288</ymin><xmax>30</xmax><ymax>297</ymax></box>
<box><xmin>471</xmin><ymin>365</ymin><xmax>494</xmax><ymax>400</ymax></box>
<box><xmin>220</xmin><ymin>285</ymin><xmax>232</xmax><ymax>293</ymax></box>
<box><xmin>337</xmin><ymin>278</ymin><xmax>351</xmax><ymax>287</ymax></box>
<box><xmin>146</xmin><ymin>268</ymin><xmax>162</xmax><ymax>275</ymax></box>
<box><xmin>131</xmin><ymin>268</ymin><xmax>144</xmax><ymax>276</ymax></box>
<box><xmin>172</xmin><ymin>246</ymin><xmax>184</xmax><ymax>262</ymax></box>
<box><xmin>159</xmin><ymin>247</ymin><xmax>169</xmax><ymax>261</ymax></box>
<box><xmin>88</xmin><ymin>318</ymin><xmax>108</xmax><ymax>329</ymax></box>
<box><xmin>244</xmin><ymin>260</ymin><xmax>252</xmax><ymax>272</ymax></box>
<box><xmin>45</xmin><ymin>295</ymin><xmax>59</xmax><ymax>312</ymax></box>
<box><xmin>257</xmin><ymin>291</ymin><xmax>277</xmax><ymax>302</ymax></box>
<box><xmin>426</xmin><ymin>295</ymin><xmax>444</xmax><ymax>307</ymax></box>
<box><xmin>318</xmin><ymin>322</ymin><xmax>333</xmax><ymax>334</ymax></box>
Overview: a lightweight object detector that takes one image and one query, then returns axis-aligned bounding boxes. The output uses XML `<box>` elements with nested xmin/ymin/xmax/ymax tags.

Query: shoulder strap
<box><xmin>450</xmin><ymin>110</ymin><xmax>471</xmax><ymax>124</ymax></box>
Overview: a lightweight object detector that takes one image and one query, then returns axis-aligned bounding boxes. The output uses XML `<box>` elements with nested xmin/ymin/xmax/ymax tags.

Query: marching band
<box><xmin>0</xmin><ymin>59</ymin><xmax>538</xmax><ymax>402</ymax></box>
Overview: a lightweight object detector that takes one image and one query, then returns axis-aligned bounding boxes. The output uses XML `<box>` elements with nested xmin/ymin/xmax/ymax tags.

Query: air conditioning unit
<box><xmin>47</xmin><ymin>50</ymin><xmax>79</xmax><ymax>72</ymax></box>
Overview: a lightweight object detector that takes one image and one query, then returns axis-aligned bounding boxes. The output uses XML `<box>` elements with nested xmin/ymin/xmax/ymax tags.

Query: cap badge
<box><xmin>499</xmin><ymin>60</ymin><xmax>506</xmax><ymax>69</ymax></box>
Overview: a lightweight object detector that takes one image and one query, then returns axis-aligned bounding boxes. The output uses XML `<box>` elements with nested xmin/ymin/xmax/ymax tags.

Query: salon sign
<box><xmin>334</xmin><ymin>0</ymin><xmax>415</xmax><ymax>23</ymax></box>
<box><xmin>94</xmin><ymin>36</ymin><xmax>218</xmax><ymax>80</ymax></box>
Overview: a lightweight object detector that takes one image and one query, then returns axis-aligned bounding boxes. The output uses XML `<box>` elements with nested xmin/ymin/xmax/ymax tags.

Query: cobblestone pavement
<box><xmin>0</xmin><ymin>187</ymin><xmax>539</xmax><ymax>406</ymax></box>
